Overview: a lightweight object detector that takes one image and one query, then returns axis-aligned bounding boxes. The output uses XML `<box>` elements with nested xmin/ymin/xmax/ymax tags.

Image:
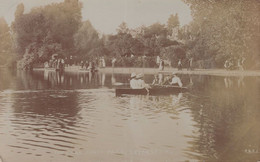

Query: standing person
<box><xmin>102</xmin><ymin>57</ymin><xmax>106</xmax><ymax>68</ymax></box>
<box><xmin>170</xmin><ymin>72</ymin><xmax>183</xmax><ymax>87</ymax></box>
<box><xmin>80</xmin><ymin>60</ymin><xmax>84</xmax><ymax>69</ymax></box>
<box><xmin>224</xmin><ymin>59</ymin><xmax>230</xmax><ymax>70</ymax></box>
<box><xmin>112</xmin><ymin>58</ymin><xmax>116</xmax><ymax>68</ymax></box>
<box><xmin>238</xmin><ymin>57</ymin><xmax>245</xmax><ymax>71</ymax></box>
<box><xmin>178</xmin><ymin>59</ymin><xmax>182</xmax><ymax>70</ymax></box>
<box><xmin>91</xmin><ymin>61</ymin><xmax>96</xmax><ymax>72</ymax></box>
<box><xmin>159</xmin><ymin>59</ymin><xmax>164</xmax><ymax>71</ymax></box>
<box><xmin>188</xmin><ymin>57</ymin><xmax>193</xmax><ymax>71</ymax></box>
<box><xmin>85</xmin><ymin>60</ymin><xmax>89</xmax><ymax>69</ymax></box>
<box><xmin>156</xmin><ymin>56</ymin><xmax>160</xmax><ymax>65</ymax></box>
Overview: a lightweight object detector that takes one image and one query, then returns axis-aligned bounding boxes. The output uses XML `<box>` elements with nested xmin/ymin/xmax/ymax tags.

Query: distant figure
<box><xmin>100</xmin><ymin>57</ymin><xmax>106</xmax><ymax>68</ymax></box>
<box><xmin>130</xmin><ymin>73</ymin><xmax>138</xmax><ymax>89</ymax></box>
<box><xmin>159</xmin><ymin>59</ymin><xmax>164</xmax><ymax>71</ymax></box>
<box><xmin>44</xmin><ymin>61</ymin><xmax>49</xmax><ymax>68</ymax></box>
<box><xmin>85</xmin><ymin>60</ymin><xmax>89</xmax><ymax>69</ymax></box>
<box><xmin>224</xmin><ymin>59</ymin><xmax>229</xmax><ymax>70</ymax></box>
<box><xmin>112</xmin><ymin>58</ymin><xmax>116</xmax><ymax>68</ymax></box>
<box><xmin>59</xmin><ymin>59</ymin><xmax>64</xmax><ymax>71</ymax></box>
<box><xmin>187</xmin><ymin>57</ymin><xmax>193</xmax><ymax>70</ymax></box>
<box><xmin>88</xmin><ymin>61</ymin><xmax>96</xmax><ymax>72</ymax></box>
<box><xmin>177</xmin><ymin>59</ymin><xmax>182</xmax><ymax>70</ymax></box>
<box><xmin>224</xmin><ymin>58</ymin><xmax>234</xmax><ymax>70</ymax></box>
<box><xmin>152</xmin><ymin>74</ymin><xmax>159</xmax><ymax>85</ymax></box>
<box><xmin>237</xmin><ymin>57</ymin><xmax>245</xmax><ymax>71</ymax></box>
<box><xmin>170</xmin><ymin>72</ymin><xmax>183</xmax><ymax>87</ymax></box>
<box><xmin>156</xmin><ymin>56</ymin><xmax>160</xmax><ymax>65</ymax></box>
<box><xmin>80</xmin><ymin>60</ymin><xmax>84</xmax><ymax>68</ymax></box>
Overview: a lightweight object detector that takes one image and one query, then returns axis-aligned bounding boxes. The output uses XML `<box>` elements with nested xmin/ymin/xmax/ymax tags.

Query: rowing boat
<box><xmin>115</xmin><ymin>85</ymin><xmax>188</xmax><ymax>96</ymax></box>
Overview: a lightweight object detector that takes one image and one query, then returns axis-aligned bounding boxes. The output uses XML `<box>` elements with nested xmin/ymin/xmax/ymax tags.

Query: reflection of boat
<box><xmin>115</xmin><ymin>86</ymin><xmax>188</xmax><ymax>96</ymax></box>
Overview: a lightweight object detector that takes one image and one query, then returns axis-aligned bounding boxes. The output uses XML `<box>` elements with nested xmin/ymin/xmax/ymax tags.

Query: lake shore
<box><xmin>33</xmin><ymin>66</ymin><xmax>260</xmax><ymax>76</ymax></box>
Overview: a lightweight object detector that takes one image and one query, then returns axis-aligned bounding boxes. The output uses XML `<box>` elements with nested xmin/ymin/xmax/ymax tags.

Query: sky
<box><xmin>0</xmin><ymin>0</ymin><xmax>192</xmax><ymax>34</ymax></box>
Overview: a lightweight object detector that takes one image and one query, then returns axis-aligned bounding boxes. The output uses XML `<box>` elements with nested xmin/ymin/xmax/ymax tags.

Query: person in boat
<box><xmin>135</xmin><ymin>73</ymin><xmax>150</xmax><ymax>89</ymax></box>
<box><xmin>170</xmin><ymin>72</ymin><xmax>183</xmax><ymax>87</ymax></box>
<box><xmin>130</xmin><ymin>72</ymin><xmax>138</xmax><ymax>89</ymax></box>
<box><xmin>162</xmin><ymin>74</ymin><xmax>172</xmax><ymax>85</ymax></box>
<box><xmin>152</xmin><ymin>74</ymin><xmax>159</xmax><ymax>85</ymax></box>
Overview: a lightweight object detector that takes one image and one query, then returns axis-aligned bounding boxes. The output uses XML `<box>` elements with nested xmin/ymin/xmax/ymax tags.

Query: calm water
<box><xmin>0</xmin><ymin>69</ymin><xmax>259</xmax><ymax>162</ymax></box>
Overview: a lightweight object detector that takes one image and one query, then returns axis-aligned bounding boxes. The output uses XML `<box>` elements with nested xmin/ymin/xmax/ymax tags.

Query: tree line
<box><xmin>0</xmin><ymin>0</ymin><xmax>259</xmax><ymax>69</ymax></box>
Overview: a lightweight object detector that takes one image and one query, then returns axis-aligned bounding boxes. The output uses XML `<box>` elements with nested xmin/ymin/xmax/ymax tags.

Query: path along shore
<box><xmin>33</xmin><ymin>66</ymin><xmax>260</xmax><ymax>77</ymax></box>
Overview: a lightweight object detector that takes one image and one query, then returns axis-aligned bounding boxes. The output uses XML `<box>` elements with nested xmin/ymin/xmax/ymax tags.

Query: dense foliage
<box><xmin>0</xmin><ymin>17</ymin><xmax>14</xmax><ymax>67</ymax></box>
<box><xmin>1</xmin><ymin>0</ymin><xmax>259</xmax><ymax>69</ymax></box>
<box><xmin>12</xmin><ymin>0</ymin><xmax>82</xmax><ymax>69</ymax></box>
<box><xmin>182</xmin><ymin>0</ymin><xmax>260</xmax><ymax>69</ymax></box>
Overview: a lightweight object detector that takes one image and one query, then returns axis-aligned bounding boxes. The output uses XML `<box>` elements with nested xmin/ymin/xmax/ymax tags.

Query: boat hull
<box><xmin>115</xmin><ymin>86</ymin><xmax>188</xmax><ymax>96</ymax></box>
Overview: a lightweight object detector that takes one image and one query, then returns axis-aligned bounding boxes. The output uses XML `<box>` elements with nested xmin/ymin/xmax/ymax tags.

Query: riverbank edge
<box><xmin>33</xmin><ymin>66</ymin><xmax>260</xmax><ymax>77</ymax></box>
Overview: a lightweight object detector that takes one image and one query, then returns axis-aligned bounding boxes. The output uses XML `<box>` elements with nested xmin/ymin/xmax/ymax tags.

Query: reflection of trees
<box><xmin>185</xmin><ymin>75</ymin><xmax>260</xmax><ymax>161</ymax></box>
<box><xmin>0</xmin><ymin>69</ymin><xmax>16</xmax><ymax>90</ymax></box>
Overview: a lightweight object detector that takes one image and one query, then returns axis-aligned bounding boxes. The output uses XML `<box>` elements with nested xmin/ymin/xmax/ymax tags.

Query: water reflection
<box><xmin>0</xmin><ymin>69</ymin><xmax>259</xmax><ymax>161</ymax></box>
<box><xmin>185</xmin><ymin>75</ymin><xmax>260</xmax><ymax>161</ymax></box>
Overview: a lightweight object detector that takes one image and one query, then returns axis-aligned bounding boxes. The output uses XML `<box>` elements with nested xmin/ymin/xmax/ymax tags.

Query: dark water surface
<box><xmin>0</xmin><ymin>69</ymin><xmax>259</xmax><ymax>162</ymax></box>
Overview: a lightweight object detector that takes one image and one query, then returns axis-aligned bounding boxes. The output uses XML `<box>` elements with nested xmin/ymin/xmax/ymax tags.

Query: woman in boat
<box><xmin>170</xmin><ymin>72</ymin><xmax>183</xmax><ymax>87</ymax></box>
<box><xmin>135</xmin><ymin>73</ymin><xmax>148</xmax><ymax>88</ymax></box>
<box><xmin>136</xmin><ymin>73</ymin><xmax>151</xmax><ymax>93</ymax></box>
<box><xmin>130</xmin><ymin>73</ymin><xmax>138</xmax><ymax>89</ymax></box>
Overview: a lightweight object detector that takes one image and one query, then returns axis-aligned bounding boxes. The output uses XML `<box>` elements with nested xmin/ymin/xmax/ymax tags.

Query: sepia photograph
<box><xmin>0</xmin><ymin>0</ymin><xmax>260</xmax><ymax>161</ymax></box>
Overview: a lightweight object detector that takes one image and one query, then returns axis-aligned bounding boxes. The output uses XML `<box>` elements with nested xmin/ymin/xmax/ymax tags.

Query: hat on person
<box><xmin>131</xmin><ymin>72</ymin><xmax>136</xmax><ymax>78</ymax></box>
<box><xmin>136</xmin><ymin>73</ymin><xmax>144</xmax><ymax>79</ymax></box>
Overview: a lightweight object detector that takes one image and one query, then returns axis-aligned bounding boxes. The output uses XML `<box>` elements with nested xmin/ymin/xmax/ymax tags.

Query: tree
<box><xmin>0</xmin><ymin>17</ymin><xmax>13</xmax><ymax>66</ymax></box>
<box><xmin>74</xmin><ymin>20</ymin><xmax>101</xmax><ymax>59</ymax></box>
<box><xmin>13</xmin><ymin>0</ymin><xmax>82</xmax><ymax>69</ymax></box>
<box><xmin>14</xmin><ymin>3</ymin><xmax>24</xmax><ymax>19</ymax></box>
<box><xmin>167</xmin><ymin>13</ymin><xmax>180</xmax><ymax>36</ymax></box>
<box><xmin>116</xmin><ymin>22</ymin><xmax>130</xmax><ymax>34</ymax></box>
<box><xmin>182</xmin><ymin>0</ymin><xmax>260</xmax><ymax>69</ymax></box>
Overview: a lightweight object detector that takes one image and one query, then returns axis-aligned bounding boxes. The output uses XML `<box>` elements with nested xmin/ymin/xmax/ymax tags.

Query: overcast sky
<box><xmin>0</xmin><ymin>0</ymin><xmax>192</xmax><ymax>34</ymax></box>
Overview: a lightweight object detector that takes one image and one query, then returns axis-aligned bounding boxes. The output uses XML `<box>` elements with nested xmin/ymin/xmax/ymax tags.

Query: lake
<box><xmin>0</xmin><ymin>69</ymin><xmax>259</xmax><ymax>162</ymax></box>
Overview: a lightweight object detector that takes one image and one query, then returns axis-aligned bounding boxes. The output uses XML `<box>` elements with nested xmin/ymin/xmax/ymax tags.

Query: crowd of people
<box><xmin>44</xmin><ymin>57</ymin><xmax>65</xmax><ymax>71</ymax></box>
<box><xmin>157</xmin><ymin>57</ymin><xmax>193</xmax><ymax>71</ymax></box>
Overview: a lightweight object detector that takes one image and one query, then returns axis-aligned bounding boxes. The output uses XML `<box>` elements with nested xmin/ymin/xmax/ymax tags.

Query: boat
<box><xmin>115</xmin><ymin>85</ymin><xmax>188</xmax><ymax>96</ymax></box>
